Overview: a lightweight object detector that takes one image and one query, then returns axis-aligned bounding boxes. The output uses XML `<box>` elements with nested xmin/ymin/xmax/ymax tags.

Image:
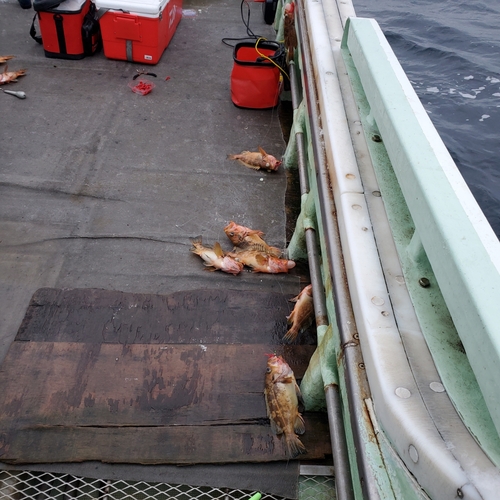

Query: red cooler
<box><xmin>95</xmin><ymin>0</ymin><xmax>182</xmax><ymax>64</ymax></box>
<box><xmin>31</xmin><ymin>0</ymin><xmax>101</xmax><ymax>59</ymax></box>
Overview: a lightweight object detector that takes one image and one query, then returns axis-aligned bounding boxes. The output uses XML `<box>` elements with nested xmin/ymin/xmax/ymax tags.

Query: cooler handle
<box><xmin>29</xmin><ymin>13</ymin><xmax>43</xmax><ymax>44</ymax></box>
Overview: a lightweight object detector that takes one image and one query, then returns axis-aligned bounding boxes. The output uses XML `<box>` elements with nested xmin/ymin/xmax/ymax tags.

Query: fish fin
<box><xmin>258</xmin><ymin>146</ymin><xmax>268</xmax><ymax>157</ymax></box>
<box><xmin>289</xmin><ymin>294</ymin><xmax>300</xmax><ymax>303</ymax></box>
<box><xmin>269</xmin><ymin>246</ymin><xmax>282</xmax><ymax>257</ymax></box>
<box><xmin>247</xmin><ymin>229</ymin><xmax>265</xmax><ymax>237</ymax></box>
<box><xmin>283</xmin><ymin>327</ymin><xmax>298</xmax><ymax>343</ymax></box>
<box><xmin>255</xmin><ymin>253</ymin><xmax>268</xmax><ymax>265</ymax></box>
<box><xmin>273</xmin><ymin>374</ymin><xmax>294</xmax><ymax>384</ymax></box>
<box><xmin>285</xmin><ymin>434</ymin><xmax>307</xmax><ymax>458</ymax></box>
<box><xmin>245</xmin><ymin>243</ymin><xmax>265</xmax><ymax>253</ymax></box>
<box><xmin>295</xmin><ymin>382</ymin><xmax>305</xmax><ymax>409</ymax></box>
<box><xmin>190</xmin><ymin>236</ymin><xmax>203</xmax><ymax>252</ymax></box>
<box><xmin>239</xmin><ymin>160</ymin><xmax>261</xmax><ymax>170</ymax></box>
<box><xmin>203</xmin><ymin>266</ymin><xmax>218</xmax><ymax>272</ymax></box>
<box><xmin>213</xmin><ymin>241</ymin><xmax>224</xmax><ymax>258</ymax></box>
<box><xmin>294</xmin><ymin>414</ymin><xmax>306</xmax><ymax>436</ymax></box>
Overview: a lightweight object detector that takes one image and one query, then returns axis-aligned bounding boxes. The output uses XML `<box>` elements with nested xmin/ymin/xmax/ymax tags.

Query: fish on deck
<box><xmin>283</xmin><ymin>284</ymin><xmax>314</xmax><ymax>342</ymax></box>
<box><xmin>190</xmin><ymin>236</ymin><xmax>243</xmax><ymax>275</ymax></box>
<box><xmin>264</xmin><ymin>354</ymin><xmax>306</xmax><ymax>458</ymax></box>
<box><xmin>0</xmin><ymin>66</ymin><xmax>26</xmax><ymax>84</ymax></box>
<box><xmin>224</xmin><ymin>221</ymin><xmax>282</xmax><ymax>257</ymax></box>
<box><xmin>227</xmin><ymin>146</ymin><xmax>282</xmax><ymax>172</ymax></box>
<box><xmin>228</xmin><ymin>249</ymin><xmax>295</xmax><ymax>274</ymax></box>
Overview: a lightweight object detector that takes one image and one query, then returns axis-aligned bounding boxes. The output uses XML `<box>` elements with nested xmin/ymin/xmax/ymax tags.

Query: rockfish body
<box><xmin>228</xmin><ymin>249</ymin><xmax>295</xmax><ymax>274</ymax></box>
<box><xmin>0</xmin><ymin>66</ymin><xmax>26</xmax><ymax>85</ymax></box>
<box><xmin>227</xmin><ymin>146</ymin><xmax>281</xmax><ymax>172</ymax></box>
<box><xmin>264</xmin><ymin>354</ymin><xmax>306</xmax><ymax>458</ymax></box>
<box><xmin>224</xmin><ymin>221</ymin><xmax>282</xmax><ymax>257</ymax></box>
<box><xmin>284</xmin><ymin>284</ymin><xmax>314</xmax><ymax>342</ymax></box>
<box><xmin>190</xmin><ymin>237</ymin><xmax>243</xmax><ymax>275</ymax></box>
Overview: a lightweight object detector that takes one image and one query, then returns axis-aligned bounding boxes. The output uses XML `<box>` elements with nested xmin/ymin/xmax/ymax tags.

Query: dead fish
<box><xmin>283</xmin><ymin>284</ymin><xmax>314</xmax><ymax>342</ymax></box>
<box><xmin>228</xmin><ymin>249</ymin><xmax>295</xmax><ymax>273</ymax></box>
<box><xmin>190</xmin><ymin>236</ymin><xmax>243</xmax><ymax>275</ymax></box>
<box><xmin>0</xmin><ymin>66</ymin><xmax>26</xmax><ymax>85</ymax></box>
<box><xmin>227</xmin><ymin>146</ymin><xmax>281</xmax><ymax>172</ymax></box>
<box><xmin>224</xmin><ymin>221</ymin><xmax>282</xmax><ymax>257</ymax></box>
<box><xmin>264</xmin><ymin>354</ymin><xmax>306</xmax><ymax>458</ymax></box>
<box><xmin>0</xmin><ymin>56</ymin><xmax>14</xmax><ymax>64</ymax></box>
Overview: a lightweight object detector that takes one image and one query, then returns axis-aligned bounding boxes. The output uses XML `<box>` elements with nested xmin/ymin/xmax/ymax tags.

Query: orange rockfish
<box><xmin>264</xmin><ymin>354</ymin><xmax>306</xmax><ymax>458</ymax></box>
<box><xmin>283</xmin><ymin>284</ymin><xmax>314</xmax><ymax>342</ymax></box>
<box><xmin>0</xmin><ymin>66</ymin><xmax>26</xmax><ymax>85</ymax></box>
<box><xmin>190</xmin><ymin>237</ymin><xmax>243</xmax><ymax>275</ymax></box>
<box><xmin>227</xmin><ymin>146</ymin><xmax>281</xmax><ymax>172</ymax></box>
<box><xmin>224</xmin><ymin>221</ymin><xmax>282</xmax><ymax>257</ymax></box>
<box><xmin>228</xmin><ymin>249</ymin><xmax>295</xmax><ymax>274</ymax></box>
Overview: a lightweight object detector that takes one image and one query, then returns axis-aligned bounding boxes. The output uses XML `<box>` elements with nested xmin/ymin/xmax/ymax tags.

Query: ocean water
<box><xmin>354</xmin><ymin>0</ymin><xmax>500</xmax><ymax>238</ymax></box>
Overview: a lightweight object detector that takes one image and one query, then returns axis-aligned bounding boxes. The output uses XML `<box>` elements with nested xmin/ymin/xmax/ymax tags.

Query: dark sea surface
<box><xmin>353</xmin><ymin>0</ymin><xmax>500</xmax><ymax>238</ymax></box>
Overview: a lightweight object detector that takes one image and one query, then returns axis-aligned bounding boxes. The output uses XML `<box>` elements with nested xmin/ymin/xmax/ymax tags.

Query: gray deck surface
<box><xmin>0</xmin><ymin>0</ymin><xmax>305</xmax><ymax>497</ymax></box>
<box><xmin>0</xmin><ymin>0</ymin><xmax>296</xmax><ymax>365</ymax></box>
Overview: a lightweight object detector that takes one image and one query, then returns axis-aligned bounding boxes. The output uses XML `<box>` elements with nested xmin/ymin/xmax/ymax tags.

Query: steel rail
<box><xmin>292</xmin><ymin>0</ymin><xmax>381</xmax><ymax>498</ymax></box>
<box><xmin>289</xmin><ymin>48</ymin><xmax>354</xmax><ymax>500</ymax></box>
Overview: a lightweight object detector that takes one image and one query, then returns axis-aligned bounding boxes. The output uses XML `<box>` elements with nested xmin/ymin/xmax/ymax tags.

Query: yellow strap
<box><xmin>254</xmin><ymin>37</ymin><xmax>289</xmax><ymax>80</ymax></box>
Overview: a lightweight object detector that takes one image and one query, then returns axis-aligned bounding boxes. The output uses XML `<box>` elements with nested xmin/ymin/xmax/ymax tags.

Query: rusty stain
<box><xmin>2</xmin><ymin>393</ymin><xmax>25</xmax><ymax>418</ymax></box>
<box><xmin>107</xmin><ymin>399</ymin><xmax>120</xmax><ymax>414</ymax></box>
<box><xmin>84</xmin><ymin>393</ymin><xmax>96</xmax><ymax>408</ymax></box>
<box><xmin>316</xmin><ymin>314</ymin><xmax>328</xmax><ymax>327</ymax></box>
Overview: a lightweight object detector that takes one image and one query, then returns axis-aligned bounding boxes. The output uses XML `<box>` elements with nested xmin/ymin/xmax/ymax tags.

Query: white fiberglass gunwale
<box><xmin>291</xmin><ymin>0</ymin><xmax>500</xmax><ymax>497</ymax></box>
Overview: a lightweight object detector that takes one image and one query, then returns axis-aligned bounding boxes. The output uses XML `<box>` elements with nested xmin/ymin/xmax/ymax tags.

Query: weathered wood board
<box><xmin>15</xmin><ymin>287</ymin><xmax>316</xmax><ymax>345</ymax></box>
<box><xmin>0</xmin><ymin>288</ymin><xmax>330</xmax><ymax>465</ymax></box>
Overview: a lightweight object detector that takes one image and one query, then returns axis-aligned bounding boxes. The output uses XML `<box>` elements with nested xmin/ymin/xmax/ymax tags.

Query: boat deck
<box><xmin>0</xmin><ymin>0</ymin><xmax>332</xmax><ymax>498</ymax></box>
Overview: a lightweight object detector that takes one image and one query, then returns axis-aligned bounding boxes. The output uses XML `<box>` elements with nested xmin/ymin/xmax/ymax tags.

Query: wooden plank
<box><xmin>0</xmin><ymin>342</ymin><xmax>328</xmax><ymax>464</ymax></box>
<box><xmin>0</xmin><ymin>342</ymin><xmax>314</xmax><ymax>427</ymax></box>
<box><xmin>0</xmin><ymin>414</ymin><xmax>331</xmax><ymax>465</ymax></box>
<box><xmin>0</xmin><ymin>288</ymin><xmax>328</xmax><ymax>465</ymax></box>
<box><xmin>15</xmin><ymin>288</ymin><xmax>316</xmax><ymax>345</ymax></box>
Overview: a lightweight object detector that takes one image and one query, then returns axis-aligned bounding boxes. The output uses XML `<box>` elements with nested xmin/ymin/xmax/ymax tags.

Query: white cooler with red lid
<box><xmin>95</xmin><ymin>0</ymin><xmax>182</xmax><ymax>64</ymax></box>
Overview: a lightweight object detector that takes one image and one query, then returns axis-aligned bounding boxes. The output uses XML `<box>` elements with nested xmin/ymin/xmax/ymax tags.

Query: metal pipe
<box><xmin>293</xmin><ymin>0</ymin><xmax>380</xmax><ymax>498</ymax></box>
<box><xmin>288</xmin><ymin>10</ymin><xmax>354</xmax><ymax>500</ymax></box>
<box><xmin>289</xmin><ymin>62</ymin><xmax>325</xmax><ymax>324</ymax></box>
<box><xmin>289</xmin><ymin>62</ymin><xmax>310</xmax><ymax>195</ymax></box>
<box><xmin>325</xmin><ymin>385</ymin><xmax>354</xmax><ymax>499</ymax></box>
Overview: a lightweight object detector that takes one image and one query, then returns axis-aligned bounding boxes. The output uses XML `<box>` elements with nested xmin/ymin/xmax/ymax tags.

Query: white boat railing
<box><xmin>278</xmin><ymin>0</ymin><xmax>500</xmax><ymax>498</ymax></box>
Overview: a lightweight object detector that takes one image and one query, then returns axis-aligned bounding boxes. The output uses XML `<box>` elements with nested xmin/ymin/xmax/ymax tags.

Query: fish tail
<box><xmin>269</xmin><ymin>246</ymin><xmax>283</xmax><ymax>257</ymax></box>
<box><xmin>227</xmin><ymin>154</ymin><xmax>238</xmax><ymax>160</ymax></box>
<box><xmin>190</xmin><ymin>235</ymin><xmax>203</xmax><ymax>251</ymax></box>
<box><xmin>283</xmin><ymin>327</ymin><xmax>298</xmax><ymax>343</ymax></box>
<box><xmin>285</xmin><ymin>433</ymin><xmax>307</xmax><ymax>459</ymax></box>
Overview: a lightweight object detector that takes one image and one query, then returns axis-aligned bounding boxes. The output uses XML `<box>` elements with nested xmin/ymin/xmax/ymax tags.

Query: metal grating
<box><xmin>0</xmin><ymin>470</ymin><xmax>285</xmax><ymax>500</ymax></box>
<box><xmin>299</xmin><ymin>466</ymin><xmax>336</xmax><ymax>500</ymax></box>
<box><xmin>0</xmin><ymin>469</ymin><xmax>336</xmax><ymax>500</ymax></box>
<box><xmin>299</xmin><ymin>476</ymin><xmax>336</xmax><ymax>500</ymax></box>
